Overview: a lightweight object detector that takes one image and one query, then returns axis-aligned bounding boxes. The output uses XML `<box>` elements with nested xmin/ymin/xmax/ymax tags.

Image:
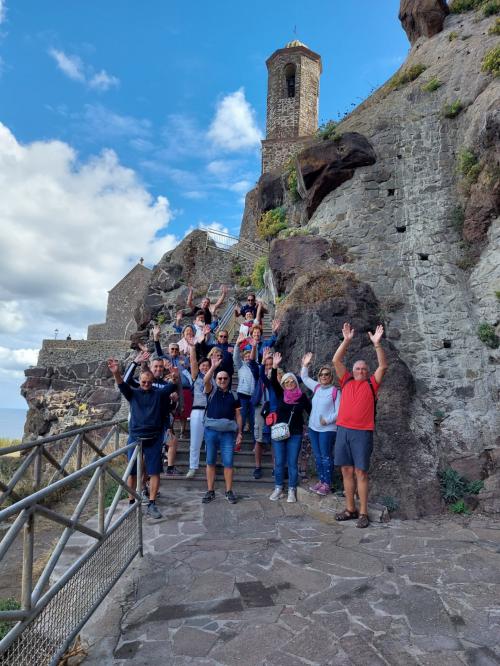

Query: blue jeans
<box><xmin>308</xmin><ymin>428</ymin><xmax>336</xmax><ymax>485</ymax></box>
<box><xmin>238</xmin><ymin>393</ymin><xmax>255</xmax><ymax>443</ymax></box>
<box><xmin>272</xmin><ymin>434</ymin><xmax>302</xmax><ymax>489</ymax></box>
<box><xmin>204</xmin><ymin>428</ymin><xmax>235</xmax><ymax>468</ymax></box>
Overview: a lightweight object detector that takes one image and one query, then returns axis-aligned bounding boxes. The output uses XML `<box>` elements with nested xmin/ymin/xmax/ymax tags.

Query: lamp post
<box><xmin>54</xmin><ymin>329</ymin><xmax>58</xmax><ymax>340</ymax></box>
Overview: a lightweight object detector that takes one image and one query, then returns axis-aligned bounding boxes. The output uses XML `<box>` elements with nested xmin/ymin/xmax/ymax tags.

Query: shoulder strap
<box><xmin>367</xmin><ymin>378</ymin><xmax>377</xmax><ymax>421</ymax></box>
<box><xmin>314</xmin><ymin>384</ymin><xmax>339</xmax><ymax>403</ymax></box>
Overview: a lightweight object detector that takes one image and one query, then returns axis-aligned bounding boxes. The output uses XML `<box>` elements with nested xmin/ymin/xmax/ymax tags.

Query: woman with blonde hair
<box><xmin>301</xmin><ymin>353</ymin><xmax>340</xmax><ymax>496</ymax></box>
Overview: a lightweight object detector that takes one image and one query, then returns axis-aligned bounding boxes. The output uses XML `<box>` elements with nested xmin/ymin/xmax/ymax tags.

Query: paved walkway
<box><xmin>81</xmin><ymin>484</ymin><xmax>500</xmax><ymax>666</ymax></box>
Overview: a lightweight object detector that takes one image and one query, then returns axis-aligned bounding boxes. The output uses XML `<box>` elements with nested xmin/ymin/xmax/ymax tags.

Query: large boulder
<box><xmin>269</xmin><ymin>236</ymin><xmax>351</xmax><ymax>294</ymax></box>
<box><xmin>399</xmin><ymin>0</ymin><xmax>449</xmax><ymax>45</ymax></box>
<box><xmin>275</xmin><ymin>268</ymin><xmax>442</xmax><ymax>518</ymax></box>
<box><xmin>258</xmin><ymin>172</ymin><xmax>284</xmax><ymax>212</ymax></box>
<box><xmin>295</xmin><ymin>133</ymin><xmax>376</xmax><ymax>220</ymax></box>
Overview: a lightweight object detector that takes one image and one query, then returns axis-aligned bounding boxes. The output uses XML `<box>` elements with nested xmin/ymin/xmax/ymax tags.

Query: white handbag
<box><xmin>270</xmin><ymin>407</ymin><xmax>295</xmax><ymax>441</ymax></box>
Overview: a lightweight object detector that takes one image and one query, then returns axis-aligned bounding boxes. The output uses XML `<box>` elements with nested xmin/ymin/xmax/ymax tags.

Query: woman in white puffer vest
<box><xmin>300</xmin><ymin>352</ymin><xmax>341</xmax><ymax>496</ymax></box>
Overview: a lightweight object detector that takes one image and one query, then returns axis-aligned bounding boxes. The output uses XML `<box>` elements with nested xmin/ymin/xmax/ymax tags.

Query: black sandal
<box><xmin>335</xmin><ymin>509</ymin><xmax>359</xmax><ymax>521</ymax></box>
<box><xmin>356</xmin><ymin>514</ymin><xmax>370</xmax><ymax>529</ymax></box>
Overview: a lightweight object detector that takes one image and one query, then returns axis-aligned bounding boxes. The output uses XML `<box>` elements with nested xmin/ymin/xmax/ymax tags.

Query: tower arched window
<box><xmin>284</xmin><ymin>63</ymin><xmax>296</xmax><ymax>98</ymax></box>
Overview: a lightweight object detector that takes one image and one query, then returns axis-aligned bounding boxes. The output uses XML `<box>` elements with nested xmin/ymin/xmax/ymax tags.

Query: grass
<box><xmin>448</xmin><ymin>31</ymin><xmax>459</xmax><ymax>41</ymax></box>
<box><xmin>285</xmin><ymin>159</ymin><xmax>300</xmax><ymax>201</ymax></box>
<box><xmin>489</xmin><ymin>17</ymin><xmax>500</xmax><ymax>33</ymax></box>
<box><xmin>477</xmin><ymin>322</ymin><xmax>500</xmax><ymax>348</ymax></box>
<box><xmin>421</xmin><ymin>77</ymin><xmax>442</xmax><ymax>92</ymax></box>
<box><xmin>0</xmin><ymin>598</ymin><xmax>21</xmax><ymax>640</ymax></box>
<box><xmin>482</xmin><ymin>45</ymin><xmax>500</xmax><ymax>77</ymax></box>
<box><xmin>442</xmin><ymin>99</ymin><xmax>463</xmax><ymax>118</ymax></box>
<box><xmin>251</xmin><ymin>256</ymin><xmax>267</xmax><ymax>290</ymax></box>
<box><xmin>449</xmin><ymin>0</ymin><xmax>497</xmax><ymax>12</ymax></box>
<box><xmin>257</xmin><ymin>207</ymin><xmax>288</xmax><ymax>241</ymax></box>
<box><xmin>278</xmin><ymin>267</ymin><xmax>359</xmax><ymax>312</ymax></box>
<box><xmin>450</xmin><ymin>499</ymin><xmax>470</xmax><ymax>514</ymax></box>
<box><xmin>0</xmin><ymin>438</ymin><xmax>21</xmax><ymax>449</ymax></box>
<box><xmin>495</xmin><ymin>290</ymin><xmax>500</xmax><ymax>300</ymax></box>
<box><xmin>388</xmin><ymin>64</ymin><xmax>427</xmax><ymax>90</ymax></box>
<box><xmin>483</xmin><ymin>0</ymin><xmax>500</xmax><ymax>15</ymax></box>
<box><xmin>438</xmin><ymin>467</ymin><xmax>484</xmax><ymax>507</ymax></box>
<box><xmin>457</xmin><ymin>148</ymin><xmax>481</xmax><ymax>183</ymax></box>
<box><xmin>316</xmin><ymin>120</ymin><xmax>340</xmax><ymax>141</ymax></box>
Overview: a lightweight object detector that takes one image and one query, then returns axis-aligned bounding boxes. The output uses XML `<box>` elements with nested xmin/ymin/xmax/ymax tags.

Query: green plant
<box><xmin>438</xmin><ymin>468</ymin><xmax>467</xmax><ymax>503</ymax></box>
<box><xmin>482</xmin><ymin>45</ymin><xmax>500</xmax><ymax>76</ymax></box>
<box><xmin>433</xmin><ymin>409</ymin><xmax>446</xmax><ymax>423</ymax></box>
<box><xmin>466</xmin><ymin>479</ymin><xmax>484</xmax><ymax>494</ymax></box>
<box><xmin>380</xmin><ymin>496</ymin><xmax>399</xmax><ymax>513</ymax></box>
<box><xmin>251</xmin><ymin>256</ymin><xmax>267</xmax><ymax>290</ymax></box>
<box><xmin>495</xmin><ymin>290</ymin><xmax>500</xmax><ymax>299</ymax></box>
<box><xmin>104</xmin><ymin>477</ymin><xmax>127</xmax><ymax>508</ymax></box>
<box><xmin>449</xmin><ymin>0</ymin><xmax>481</xmax><ymax>12</ymax></box>
<box><xmin>442</xmin><ymin>99</ymin><xmax>463</xmax><ymax>118</ymax></box>
<box><xmin>483</xmin><ymin>0</ymin><xmax>500</xmax><ymax>15</ymax></box>
<box><xmin>388</xmin><ymin>64</ymin><xmax>427</xmax><ymax>89</ymax></box>
<box><xmin>421</xmin><ymin>77</ymin><xmax>442</xmax><ymax>92</ymax></box>
<box><xmin>232</xmin><ymin>261</ymin><xmax>242</xmax><ymax>276</ymax></box>
<box><xmin>477</xmin><ymin>322</ymin><xmax>500</xmax><ymax>348</ymax></box>
<box><xmin>457</xmin><ymin>148</ymin><xmax>481</xmax><ymax>182</ymax></box>
<box><xmin>450</xmin><ymin>499</ymin><xmax>470</xmax><ymax>514</ymax></box>
<box><xmin>278</xmin><ymin>227</ymin><xmax>312</xmax><ymax>239</ymax></box>
<box><xmin>257</xmin><ymin>207</ymin><xmax>288</xmax><ymax>241</ymax></box>
<box><xmin>316</xmin><ymin>120</ymin><xmax>339</xmax><ymax>141</ymax></box>
<box><xmin>238</xmin><ymin>276</ymin><xmax>251</xmax><ymax>288</ymax></box>
<box><xmin>156</xmin><ymin>313</ymin><xmax>166</xmax><ymax>325</ymax></box>
<box><xmin>448</xmin><ymin>30</ymin><xmax>459</xmax><ymax>40</ymax></box>
<box><xmin>489</xmin><ymin>17</ymin><xmax>500</xmax><ymax>33</ymax></box>
<box><xmin>285</xmin><ymin>159</ymin><xmax>300</xmax><ymax>201</ymax></box>
<box><xmin>450</xmin><ymin>206</ymin><xmax>465</xmax><ymax>232</ymax></box>
<box><xmin>0</xmin><ymin>598</ymin><xmax>21</xmax><ymax>640</ymax></box>
<box><xmin>0</xmin><ymin>438</ymin><xmax>21</xmax><ymax>449</ymax></box>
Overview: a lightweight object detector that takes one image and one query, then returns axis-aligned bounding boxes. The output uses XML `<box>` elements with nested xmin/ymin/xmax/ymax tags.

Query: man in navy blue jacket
<box><xmin>108</xmin><ymin>358</ymin><xmax>176</xmax><ymax>519</ymax></box>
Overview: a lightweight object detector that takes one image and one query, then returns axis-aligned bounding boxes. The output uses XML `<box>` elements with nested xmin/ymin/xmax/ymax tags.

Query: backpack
<box><xmin>343</xmin><ymin>377</ymin><xmax>377</xmax><ymax>421</ymax></box>
<box><xmin>313</xmin><ymin>384</ymin><xmax>339</xmax><ymax>403</ymax></box>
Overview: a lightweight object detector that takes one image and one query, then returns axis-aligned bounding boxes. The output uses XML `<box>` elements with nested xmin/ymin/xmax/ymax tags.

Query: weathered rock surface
<box><xmin>269</xmin><ymin>236</ymin><xmax>351</xmax><ymax>294</ymax></box>
<box><xmin>274</xmin><ymin>269</ymin><xmax>441</xmax><ymax>517</ymax></box>
<box><xmin>399</xmin><ymin>0</ymin><xmax>449</xmax><ymax>45</ymax></box>
<box><xmin>295</xmin><ymin>132</ymin><xmax>377</xmax><ymax>219</ymax></box>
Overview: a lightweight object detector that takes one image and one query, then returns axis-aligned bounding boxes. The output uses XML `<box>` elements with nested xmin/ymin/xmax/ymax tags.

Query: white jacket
<box><xmin>300</xmin><ymin>366</ymin><xmax>340</xmax><ymax>432</ymax></box>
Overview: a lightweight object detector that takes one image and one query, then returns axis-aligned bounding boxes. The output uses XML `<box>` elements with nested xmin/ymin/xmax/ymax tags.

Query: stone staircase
<box><xmin>161</xmin><ymin>311</ymin><xmax>276</xmax><ymax>485</ymax></box>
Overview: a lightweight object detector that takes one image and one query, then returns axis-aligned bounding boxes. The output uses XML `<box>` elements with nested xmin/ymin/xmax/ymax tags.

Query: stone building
<box><xmin>261</xmin><ymin>39</ymin><xmax>322</xmax><ymax>174</ymax></box>
<box><xmin>87</xmin><ymin>262</ymin><xmax>151</xmax><ymax>341</ymax></box>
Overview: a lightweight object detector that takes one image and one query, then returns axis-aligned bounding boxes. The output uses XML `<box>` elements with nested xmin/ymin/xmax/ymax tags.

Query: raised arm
<box><xmin>123</xmin><ymin>350</ymin><xmax>150</xmax><ymax>387</ymax></box>
<box><xmin>204</xmin><ymin>356</ymin><xmax>221</xmax><ymax>393</ymax></box>
<box><xmin>233</xmin><ymin>333</ymin><xmax>245</xmax><ymax>370</ymax></box>
<box><xmin>211</xmin><ymin>284</ymin><xmax>227</xmax><ymax>315</ymax></box>
<box><xmin>300</xmin><ymin>353</ymin><xmax>318</xmax><ymax>391</ymax></box>
<box><xmin>368</xmin><ymin>325</ymin><xmax>388</xmax><ymax>385</ymax></box>
<box><xmin>270</xmin><ymin>353</ymin><xmax>283</xmax><ymax>396</ymax></box>
<box><xmin>332</xmin><ymin>322</ymin><xmax>354</xmax><ymax>380</ymax></box>
<box><xmin>188</xmin><ymin>339</ymin><xmax>199</xmax><ymax>381</ymax></box>
<box><xmin>186</xmin><ymin>285</ymin><xmax>194</xmax><ymax>310</ymax></box>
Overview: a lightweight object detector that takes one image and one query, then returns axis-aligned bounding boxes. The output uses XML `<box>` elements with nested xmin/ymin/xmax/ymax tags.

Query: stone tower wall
<box><xmin>263</xmin><ymin>45</ymin><xmax>321</xmax><ymax>174</ymax></box>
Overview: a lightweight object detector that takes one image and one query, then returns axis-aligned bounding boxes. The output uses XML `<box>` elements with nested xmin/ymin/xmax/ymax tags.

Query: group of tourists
<box><xmin>107</xmin><ymin>286</ymin><xmax>387</xmax><ymax>528</ymax></box>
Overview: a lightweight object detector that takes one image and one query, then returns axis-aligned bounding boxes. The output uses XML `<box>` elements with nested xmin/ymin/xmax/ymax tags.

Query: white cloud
<box><xmin>0</xmin><ymin>302</ymin><xmax>25</xmax><ymax>333</ymax></box>
<box><xmin>207</xmin><ymin>88</ymin><xmax>262</xmax><ymax>152</ymax></box>
<box><xmin>0</xmin><ymin>346</ymin><xmax>39</xmax><ymax>371</ymax></box>
<box><xmin>48</xmin><ymin>48</ymin><xmax>119</xmax><ymax>91</ymax></box>
<box><xmin>49</xmin><ymin>48</ymin><xmax>85</xmax><ymax>82</ymax></box>
<box><xmin>88</xmin><ymin>69</ymin><xmax>120</xmax><ymax>91</ymax></box>
<box><xmin>0</xmin><ymin>1</ymin><xmax>6</xmax><ymax>24</ymax></box>
<box><xmin>0</xmin><ymin>122</ymin><xmax>177</xmax><ymax>336</ymax></box>
<box><xmin>82</xmin><ymin>104</ymin><xmax>151</xmax><ymax>139</ymax></box>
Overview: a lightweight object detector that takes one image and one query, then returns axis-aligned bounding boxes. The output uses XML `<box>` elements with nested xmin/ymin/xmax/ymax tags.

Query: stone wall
<box><xmin>261</xmin><ymin>136</ymin><xmax>313</xmax><ymax>175</ymax></box>
<box><xmin>87</xmin><ymin>263</ymin><xmax>151</xmax><ymax>340</ymax></box>
<box><xmin>37</xmin><ymin>340</ymin><xmax>131</xmax><ymax>368</ymax></box>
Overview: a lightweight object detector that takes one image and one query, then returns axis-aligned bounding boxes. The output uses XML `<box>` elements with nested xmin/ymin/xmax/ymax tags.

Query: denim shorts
<box><xmin>127</xmin><ymin>433</ymin><xmax>164</xmax><ymax>476</ymax></box>
<box><xmin>334</xmin><ymin>426</ymin><xmax>373</xmax><ymax>472</ymax></box>
<box><xmin>204</xmin><ymin>427</ymin><xmax>235</xmax><ymax>468</ymax></box>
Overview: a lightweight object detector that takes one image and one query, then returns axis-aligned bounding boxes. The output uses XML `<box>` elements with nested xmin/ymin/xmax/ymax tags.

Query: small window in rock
<box><xmin>443</xmin><ymin>339</ymin><xmax>452</xmax><ymax>349</ymax></box>
<box><xmin>387</xmin><ymin>189</ymin><xmax>395</xmax><ymax>196</ymax></box>
<box><xmin>284</xmin><ymin>63</ymin><xmax>296</xmax><ymax>98</ymax></box>
<box><xmin>397</xmin><ymin>154</ymin><xmax>402</xmax><ymax>160</ymax></box>
<box><xmin>418</xmin><ymin>253</ymin><xmax>429</xmax><ymax>260</ymax></box>
<box><xmin>396</xmin><ymin>225</ymin><xmax>406</xmax><ymax>233</ymax></box>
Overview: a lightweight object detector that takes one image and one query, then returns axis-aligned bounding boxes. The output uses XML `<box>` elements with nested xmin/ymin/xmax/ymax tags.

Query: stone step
<box><xmin>297</xmin><ymin>484</ymin><xmax>390</xmax><ymax>523</ymax></box>
<box><xmin>160</xmin><ymin>472</ymin><xmax>275</xmax><ymax>484</ymax></box>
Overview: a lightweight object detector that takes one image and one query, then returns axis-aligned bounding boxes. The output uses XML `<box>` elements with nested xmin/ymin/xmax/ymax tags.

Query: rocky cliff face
<box><xmin>254</xmin><ymin>8</ymin><xmax>499</xmax><ymax>514</ymax></box>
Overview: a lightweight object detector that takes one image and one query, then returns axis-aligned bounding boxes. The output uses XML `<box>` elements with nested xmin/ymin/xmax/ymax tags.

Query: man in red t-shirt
<box><xmin>332</xmin><ymin>322</ymin><xmax>388</xmax><ymax>528</ymax></box>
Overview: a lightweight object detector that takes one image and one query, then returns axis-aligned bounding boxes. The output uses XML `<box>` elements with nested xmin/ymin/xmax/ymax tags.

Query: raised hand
<box><xmin>262</xmin><ymin>346</ymin><xmax>272</xmax><ymax>362</ymax></box>
<box><xmin>368</xmin><ymin>324</ymin><xmax>384</xmax><ymax>346</ymax></box>
<box><xmin>107</xmin><ymin>358</ymin><xmax>120</xmax><ymax>374</ymax></box>
<box><xmin>342</xmin><ymin>322</ymin><xmax>355</xmax><ymax>342</ymax></box>
<box><xmin>134</xmin><ymin>350</ymin><xmax>150</xmax><ymax>364</ymax></box>
<box><xmin>203</xmin><ymin>324</ymin><xmax>212</xmax><ymax>336</ymax></box>
<box><xmin>272</xmin><ymin>318</ymin><xmax>281</xmax><ymax>334</ymax></box>
<box><xmin>176</xmin><ymin>310</ymin><xmax>183</xmax><ymax>323</ymax></box>
<box><xmin>302</xmin><ymin>352</ymin><xmax>313</xmax><ymax>366</ymax></box>
<box><xmin>272</xmin><ymin>351</ymin><xmax>282</xmax><ymax>369</ymax></box>
<box><xmin>212</xmin><ymin>356</ymin><xmax>222</xmax><ymax>369</ymax></box>
<box><xmin>236</xmin><ymin>332</ymin><xmax>246</xmax><ymax>344</ymax></box>
<box><xmin>152</xmin><ymin>324</ymin><xmax>161</xmax><ymax>340</ymax></box>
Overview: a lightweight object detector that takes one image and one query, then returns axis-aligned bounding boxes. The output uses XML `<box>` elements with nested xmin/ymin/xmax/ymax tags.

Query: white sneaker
<box><xmin>269</xmin><ymin>486</ymin><xmax>285</xmax><ymax>501</ymax></box>
<box><xmin>186</xmin><ymin>469</ymin><xmax>196</xmax><ymax>479</ymax></box>
<box><xmin>287</xmin><ymin>488</ymin><xmax>297</xmax><ymax>503</ymax></box>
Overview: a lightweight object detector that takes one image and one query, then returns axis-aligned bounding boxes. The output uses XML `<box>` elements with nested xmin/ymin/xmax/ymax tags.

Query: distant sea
<box><xmin>0</xmin><ymin>408</ymin><xmax>27</xmax><ymax>440</ymax></box>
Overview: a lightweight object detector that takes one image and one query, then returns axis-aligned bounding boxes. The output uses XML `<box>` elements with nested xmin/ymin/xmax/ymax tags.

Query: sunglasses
<box><xmin>169</xmin><ymin>347</ymin><xmax>179</xmax><ymax>351</ymax></box>
<box><xmin>319</xmin><ymin>372</ymin><xmax>331</xmax><ymax>377</ymax></box>
<box><xmin>217</xmin><ymin>376</ymin><xmax>229</xmax><ymax>381</ymax></box>
<box><xmin>218</xmin><ymin>334</ymin><xmax>228</xmax><ymax>339</ymax></box>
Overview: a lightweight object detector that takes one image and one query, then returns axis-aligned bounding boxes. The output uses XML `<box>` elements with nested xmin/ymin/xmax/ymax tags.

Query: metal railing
<box><xmin>215</xmin><ymin>289</ymin><xmax>267</xmax><ymax>343</ymax></box>
<box><xmin>0</xmin><ymin>419</ymin><xmax>143</xmax><ymax>666</ymax></box>
<box><xmin>200</xmin><ymin>226</ymin><xmax>265</xmax><ymax>262</ymax></box>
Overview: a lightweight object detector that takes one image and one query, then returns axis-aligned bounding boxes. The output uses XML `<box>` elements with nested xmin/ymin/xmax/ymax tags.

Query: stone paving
<box><xmin>80</xmin><ymin>484</ymin><xmax>500</xmax><ymax>665</ymax></box>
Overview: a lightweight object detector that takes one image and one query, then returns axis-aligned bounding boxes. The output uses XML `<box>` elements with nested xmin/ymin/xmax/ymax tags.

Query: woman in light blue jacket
<box><xmin>301</xmin><ymin>352</ymin><xmax>341</xmax><ymax>496</ymax></box>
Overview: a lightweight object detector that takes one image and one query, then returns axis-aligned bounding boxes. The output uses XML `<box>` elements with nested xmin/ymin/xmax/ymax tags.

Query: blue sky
<box><xmin>0</xmin><ymin>0</ymin><xmax>409</xmax><ymax>409</ymax></box>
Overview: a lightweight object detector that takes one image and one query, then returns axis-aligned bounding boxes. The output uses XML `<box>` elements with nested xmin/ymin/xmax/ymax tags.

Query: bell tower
<box><xmin>261</xmin><ymin>40</ymin><xmax>322</xmax><ymax>174</ymax></box>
